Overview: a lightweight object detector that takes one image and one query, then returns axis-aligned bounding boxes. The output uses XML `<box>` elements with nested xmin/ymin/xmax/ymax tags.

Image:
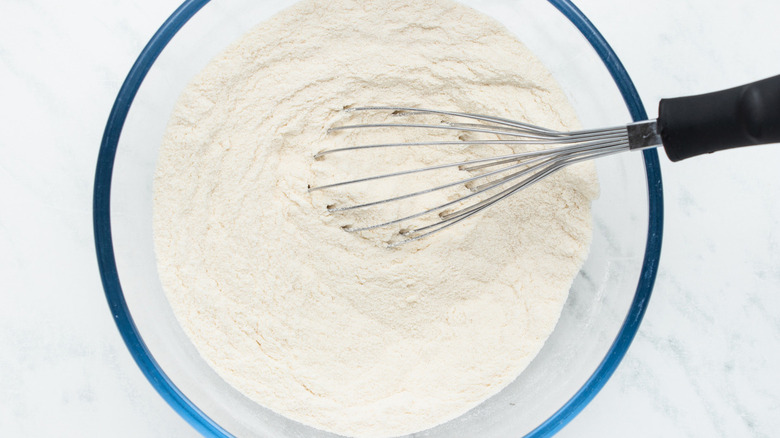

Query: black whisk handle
<box><xmin>658</xmin><ymin>74</ymin><xmax>780</xmax><ymax>162</ymax></box>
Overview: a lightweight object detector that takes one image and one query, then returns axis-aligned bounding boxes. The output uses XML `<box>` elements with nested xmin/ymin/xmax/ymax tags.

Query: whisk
<box><xmin>310</xmin><ymin>75</ymin><xmax>780</xmax><ymax>246</ymax></box>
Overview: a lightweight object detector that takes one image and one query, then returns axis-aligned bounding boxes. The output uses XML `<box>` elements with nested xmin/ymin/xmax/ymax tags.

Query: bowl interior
<box><xmin>107</xmin><ymin>0</ymin><xmax>652</xmax><ymax>436</ymax></box>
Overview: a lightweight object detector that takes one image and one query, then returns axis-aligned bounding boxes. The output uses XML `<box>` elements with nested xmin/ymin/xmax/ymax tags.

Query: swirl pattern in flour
<box><xmin>153</xmin><ymin>0</ymin><xmax>599</xmax><ymax>436</ymax></box>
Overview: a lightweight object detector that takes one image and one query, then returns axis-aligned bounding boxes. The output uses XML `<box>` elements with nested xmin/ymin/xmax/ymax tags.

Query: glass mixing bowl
<box><xmin>93</xmin><ymin>0</ymin><xmax>663</xmax><ymax>436</ymax></box>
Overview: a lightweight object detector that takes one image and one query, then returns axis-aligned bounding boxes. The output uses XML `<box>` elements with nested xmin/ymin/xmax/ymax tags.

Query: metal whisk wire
<box><xmin>309</xmin><ymin>107</ymin><xmax>635</xmax><ymax>247</ymax></box>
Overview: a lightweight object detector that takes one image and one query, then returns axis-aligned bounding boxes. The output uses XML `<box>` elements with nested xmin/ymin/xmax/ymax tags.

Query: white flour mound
<box><xmin>153</xmin><ymin>0</ymin><xmax>599</xmax><ymax>436</ymax></box>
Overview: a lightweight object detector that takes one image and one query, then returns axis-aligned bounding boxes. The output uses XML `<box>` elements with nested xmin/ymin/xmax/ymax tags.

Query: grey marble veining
<box><xmin>2</xmin><ymin>0</ymin><xmax>780</xmax><ymax>436</ymax></box>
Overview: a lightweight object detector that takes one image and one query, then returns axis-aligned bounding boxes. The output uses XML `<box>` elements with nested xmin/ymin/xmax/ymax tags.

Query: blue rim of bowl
<box><xmin>92</xmin><ymin>0</ymin><xmax>663</xmax><ymax>436</ymax></box>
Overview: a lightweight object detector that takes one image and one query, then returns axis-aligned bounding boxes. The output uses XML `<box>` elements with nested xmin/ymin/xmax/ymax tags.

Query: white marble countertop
<box><xmin>2</xmin><ymin>0</ymin><xmax>779</xmax><ymax>436</ymax></box>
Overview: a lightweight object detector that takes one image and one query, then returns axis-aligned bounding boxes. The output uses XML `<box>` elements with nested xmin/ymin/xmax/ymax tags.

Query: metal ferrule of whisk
<box><xmin>309</xmin><ymin>107</ymin><xmax>661</xmax><ymax>247</ymax></box>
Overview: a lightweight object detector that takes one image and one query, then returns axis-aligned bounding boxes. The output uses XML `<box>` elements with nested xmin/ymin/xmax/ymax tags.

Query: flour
<box><xmin>153</xmin><ymin>0</ymin><xmax>599</xmax><ymax>437</ymax></box>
